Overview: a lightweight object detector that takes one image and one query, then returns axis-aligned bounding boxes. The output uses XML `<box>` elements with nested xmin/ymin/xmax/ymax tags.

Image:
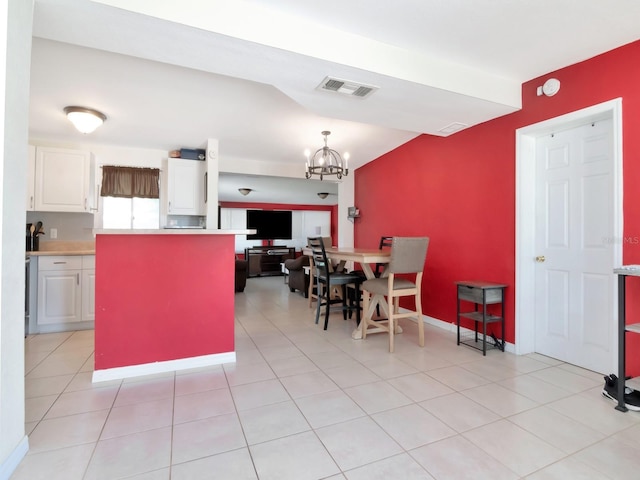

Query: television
<box><xmin>246</xmin><ymin>210</ymin><xmax>292</xmax><ymax>240</ymax></box>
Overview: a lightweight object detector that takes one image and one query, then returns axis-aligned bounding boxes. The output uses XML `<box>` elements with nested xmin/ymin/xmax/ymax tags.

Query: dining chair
<box><xmin>372</xmin><ymin>235</ymin><xmax>393</xmax><ymax>317</ymax></box>
<box><xmin>374</xmin><ymin>236</ymin><xmax>393</xmax><ymax>277</ymax></box>
<box><xmin>344</xmin><ymin>236</ymin><xmax>391</xmax><ymax>320</ymax></box>
<box><xmin>308</xmin><ymin>237</ymin><xmax>363</xmax><ymax>330</ymax></box>
<box><xmin>361</xmin><ymin>237</ymin><xmax>430</xmax><ymax>352</ymax></box>
<box><xmin>308</xmin><ymin>236</ymin><xmax>337</xmax><ymax>308</ymax></box>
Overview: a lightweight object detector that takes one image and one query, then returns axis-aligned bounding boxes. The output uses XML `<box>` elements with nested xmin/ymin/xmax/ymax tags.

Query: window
<box><xmin>101</xmin><ymin>165</ymin><xmax>160</xmax><ymax>229</ymax></box>
<box><xmin>103</xmin><ymin>197</ymin><xmax>159</xmax><ymax>229</ymax></box>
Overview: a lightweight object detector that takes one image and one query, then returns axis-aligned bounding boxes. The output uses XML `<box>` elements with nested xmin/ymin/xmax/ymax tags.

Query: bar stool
<box><xmin>308</xmin><ymin>237</ymin><xmax>363</xmax><ymax>330</ymax></box>
<box><xmin>361</xmin><ymin>237</ymin><xmax>429</xmax><ymax>352</ymax></box>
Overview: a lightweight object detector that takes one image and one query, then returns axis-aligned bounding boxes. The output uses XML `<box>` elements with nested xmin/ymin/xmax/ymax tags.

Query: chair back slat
<box><xmin>308</xmin><ymin>237</ymin><xmax>330</xmax><ymax>278</ymax></box>
<box><xmin>379</xmin><ymin>236</ymin><xmax>393</xmax><ymax>249</ymax></box>
<box><xmin>389</xmin><ymin>237</ymin><xmax>429</xmax><ymax>274</ymax></box>
<box><xmin>375</xmin><ymin>236</ymin><xmax>394</xmax><ymax>277</ymax></box>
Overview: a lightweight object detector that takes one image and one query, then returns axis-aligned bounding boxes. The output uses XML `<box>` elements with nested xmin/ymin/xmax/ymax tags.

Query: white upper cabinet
<box><xmin>167</xmin><ymin>158</ymin><xmax>206</xmax><ymax>216</ymax></box>
<box><xmin>34</xmin><ymin>146</ymin><xmax>95</xmax><ymax>212</ymax></box>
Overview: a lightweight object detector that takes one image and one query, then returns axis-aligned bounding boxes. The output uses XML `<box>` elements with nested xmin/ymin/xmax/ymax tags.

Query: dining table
<box><xmin>305</xmin><ymin>246</ymin><xmax>398</xmax><ymax>339</ymax></box>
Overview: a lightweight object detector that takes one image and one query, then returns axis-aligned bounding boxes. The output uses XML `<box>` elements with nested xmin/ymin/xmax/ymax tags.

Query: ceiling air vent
<box><xmin>438</xmin><ymin>122</ymin><xmax>468</xmax><ymax>135</ymax></box>
<box><xmin>317</xmin><ymin>77</ymin><xmax>378</xmax><ymax>98</ymax></box>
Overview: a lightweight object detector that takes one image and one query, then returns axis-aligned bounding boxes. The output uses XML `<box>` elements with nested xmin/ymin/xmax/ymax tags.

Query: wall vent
<box><xmin>317</xmin><ymin>77</ymin><xmax>378</xmax><ymax>98</ymax></box>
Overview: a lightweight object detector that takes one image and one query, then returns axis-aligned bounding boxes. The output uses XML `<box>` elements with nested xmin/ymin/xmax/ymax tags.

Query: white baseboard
<box><xmin>0</xmin><ymin>436</ymin><xmax>28</xmax><ymax>480</ymax></box>
<box><xmin>399</xmin><ymin>309</ymin><xmax>515</xmax><ymax>354</ymax></box>
<box><xmin>92</xmin><ymin>351</ymin><xmax>236</xmax><ymax>383</ymax></box>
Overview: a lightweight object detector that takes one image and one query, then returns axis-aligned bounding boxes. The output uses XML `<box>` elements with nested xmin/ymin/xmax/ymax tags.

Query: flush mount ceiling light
<box><xmin>317</xmin><ymin>192</ymin><xmax>329</xmax><ymax>199</ymax></box>
<box><xmin>64</xmin><ymin>106</ymin><xmax>107</xmax><ymax>134</ymax></box>
<box><xmin>304</xmin><ymin>131</ymin><xmax>349</xmax><ymax>181</ymax></box>
<box><xmin>238</xmin><ymin>188</ymin><xmax>252</xmax><ymax>196</ymax></box>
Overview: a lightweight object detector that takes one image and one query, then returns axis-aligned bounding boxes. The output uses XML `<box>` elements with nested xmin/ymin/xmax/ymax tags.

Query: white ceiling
<box><xmin>29</xmin><ymin>0</ymin><xmax>640</xmax><ymax>204</ymax></box>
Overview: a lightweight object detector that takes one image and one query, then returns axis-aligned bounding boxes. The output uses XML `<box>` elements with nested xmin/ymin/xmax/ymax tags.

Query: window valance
<box><xmin>101</xmin><ymin>166</ymin><xmax>160</xmax><ymax>199</ymax></box>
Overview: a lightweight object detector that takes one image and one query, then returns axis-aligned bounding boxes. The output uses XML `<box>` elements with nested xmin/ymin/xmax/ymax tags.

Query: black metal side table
<box><xmin>456</xmin><ymin>281</ymin><xmax>507</xmax><ymax>356</ymax></box>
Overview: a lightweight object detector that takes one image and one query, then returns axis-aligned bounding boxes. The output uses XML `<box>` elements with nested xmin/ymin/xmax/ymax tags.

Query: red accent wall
<box><xmin>220</xmin><ymin>202</ymin><xmax>338</xmax><ymax>246</ymax></box>
<box><xmin>94</xmin><ymin>234</ymin><xmax>235</xmax><ymax>370</ymax></box>
<box><xmin>355</xmin><ymin>40</ymin><xmax>640</xmax><ymax>373</ymax></box>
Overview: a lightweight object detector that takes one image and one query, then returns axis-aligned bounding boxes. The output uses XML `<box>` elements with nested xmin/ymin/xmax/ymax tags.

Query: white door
<box><xmin>534</xmin><ymin>119</ymin><xmax>615</xmax><ymax>373</ymax></box>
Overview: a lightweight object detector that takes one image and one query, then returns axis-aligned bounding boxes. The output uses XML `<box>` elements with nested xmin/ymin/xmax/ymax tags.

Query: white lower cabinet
<box><xmin>81</xmin><ymin>256</ymin><xmax>96</xmax><ymax>322</ymax></box>
<box><xmin>36</xmin><ymin>255</ymin><xmax>95</xmax><ymax>333</ymax></box>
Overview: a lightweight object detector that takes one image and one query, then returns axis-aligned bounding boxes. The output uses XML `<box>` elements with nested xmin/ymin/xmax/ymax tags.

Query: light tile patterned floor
<box><xmin>14</xmin><ymin>276</ymin><xmax>640</xmax><ymax>479</ymax></box>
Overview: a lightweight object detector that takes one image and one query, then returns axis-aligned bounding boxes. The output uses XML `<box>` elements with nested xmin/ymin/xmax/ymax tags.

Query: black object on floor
<box><xmin>602</xmin><ymin>374</ymin><xmax>640</xmax><ymax>411</ymax></box>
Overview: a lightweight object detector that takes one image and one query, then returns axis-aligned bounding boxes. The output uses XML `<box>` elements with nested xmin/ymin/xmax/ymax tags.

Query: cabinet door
<box><xmin>82</xmin><ymin>269</ymin><xmax>96</xmax><ymax>322</ymax></box>
<box><xmin>167</xmin><ymin>159</ymin><xmax>206</xmax><ymax>215</ymax></box>
<box><xmin>82</xmin><ymin>255</ymin><xmax>96</xmax><ymax>322</ymax></box>
<box><xmin>27</xmin><ymin>145</ymin><xmax>36</xmax><ymax>211</ymax></box>
<box><xmin>35</xmin><ymin>147</ymin><xmax>91</xmax><ymax>212</ymax></box>
<box><xmin>37</xmin><ymin>269</ymin><xmax>82</xmax><ymax>325</ymax></box>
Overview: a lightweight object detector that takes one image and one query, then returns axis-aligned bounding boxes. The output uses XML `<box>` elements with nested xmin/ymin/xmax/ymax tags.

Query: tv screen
<box><xmin>246</xmin><ymin>210</ymin><xmax>292</xmax><ymax>240</ymax></box>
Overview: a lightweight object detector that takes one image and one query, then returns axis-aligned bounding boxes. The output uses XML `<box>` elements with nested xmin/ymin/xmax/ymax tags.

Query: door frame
<box><xmin>515</xmin><ymin>98</ymin><xmax>623</xmax><ymax>362</ymax></box>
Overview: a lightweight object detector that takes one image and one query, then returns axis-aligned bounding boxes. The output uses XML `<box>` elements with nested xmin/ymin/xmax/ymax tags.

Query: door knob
<box><xmin>535</xmin><ymin>255</ymin><xmax>546</xmax><ymax>263</ymax></box>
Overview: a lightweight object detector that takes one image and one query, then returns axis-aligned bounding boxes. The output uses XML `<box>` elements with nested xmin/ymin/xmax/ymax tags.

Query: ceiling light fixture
<box><xmin>64</xmin><ymin>106</ymin><xmax>107</xmax><ymax>134</ymax></box>
<box><xmin>238</xmin><ymin>188</ymin><xmax>252</xmax><ymax>196</ymax></box>
<box><xmin>317</xmin><ymin>192</ymin><xmax>329</xmax><ymax>199</ymax></box>
<box><xmin>304</xmin><ymin>131</ymin><xmax>349</xmax><ymax>181</ymax></box>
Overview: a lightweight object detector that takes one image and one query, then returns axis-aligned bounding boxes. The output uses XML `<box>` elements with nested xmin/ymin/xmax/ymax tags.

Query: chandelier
<box><xmin>304</xmin><ymin>131</ymin><xmax>349</xmax><ymax>180</ymax></box>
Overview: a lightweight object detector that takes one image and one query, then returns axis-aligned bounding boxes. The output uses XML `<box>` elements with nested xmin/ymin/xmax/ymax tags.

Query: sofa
<box><xmin>284</xmin><ymin>255</ymin><xmax>310</xmax><ymax>297</ymax></box>
<box><xmin>235</xmin><ymin>258</ymin><xmax>248</xmax><ymax>292</ymax></box>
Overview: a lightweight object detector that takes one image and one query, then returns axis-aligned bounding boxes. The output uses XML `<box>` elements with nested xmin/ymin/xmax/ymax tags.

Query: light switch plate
<box><xmin>50</xmin><ymin>228</ymin><xmax>57</xmax><ymax>239</ymax></box>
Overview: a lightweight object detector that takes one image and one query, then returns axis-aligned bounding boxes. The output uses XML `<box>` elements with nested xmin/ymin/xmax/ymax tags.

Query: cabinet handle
<box><xmin>30</xmin><ymin>196</ymin><xmax>34</xmax><ymax>209</ymax></box>
<box><xmin>77</xmin><ymin>273</ymin><xmax>80</xmax><ymax>285</ymax></box>
<box><xmin>168</xmin><ymin>201</ymin><xmax>171</xmax><ymax>213</ymax></box>
<box><xmin>84</xmin><ymin>198</ymin><xmax>88</xmax><ymax>210</ymax></box>
<box><xmin>204</xmin><ymin>172</ymin><xmax>208</xmax><ymax>204</ymax></box>
<box><xmin>53</xmin><ymin>261</ymin><xmax>66</xmax><ymax>264</ymax></box>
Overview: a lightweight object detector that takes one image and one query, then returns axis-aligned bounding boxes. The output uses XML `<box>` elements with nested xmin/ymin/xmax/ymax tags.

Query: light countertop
<box><xmin>27</xmin><ymin>230</ymin><xmax>254</xmax><ymax>255</ymax></box>
<box><xmin>28</xmin><ymin>250</ymin><xmax>95</xmax><ymax>256</ymax></box>
<box><xmin>93</xmin><ymin>229</ymin><xmax>253</xmax><ymax>235</ymax></box>
<box><xmin>27</xmin><ymin>240</ymin><xmax>96</xmax><ymax>256</ymax></box>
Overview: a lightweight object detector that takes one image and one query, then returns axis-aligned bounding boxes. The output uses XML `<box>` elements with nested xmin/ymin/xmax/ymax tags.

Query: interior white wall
<box><xmin>337</xmin><ymin>174</ymin><xmax>355</xmax><ymax>248</ymax></box>
<box><xmin>219</xmin><ymin>156</ymin><xmax>304</xmax><ymax>178</ymax></box>
<box><xmin>204</xmin><ymin>138</ymin><xmax>219</xmax><ymax>228</ymax></box>
<box><xmin>0</xmin><ymin>0</ymin><xmax>33</xmax><ymax>478</ymax></box>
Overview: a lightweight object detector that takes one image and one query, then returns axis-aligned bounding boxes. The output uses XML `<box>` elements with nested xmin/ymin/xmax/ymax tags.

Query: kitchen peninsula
<box><xmin>92</xmin><ymin>228</ymin><xmax>250</xmax><ymax>382</ymax></box>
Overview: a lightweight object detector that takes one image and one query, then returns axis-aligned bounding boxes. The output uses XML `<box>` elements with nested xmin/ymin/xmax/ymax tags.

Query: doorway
<box><xmin>515</xmin><ymin>99</ymin><xmax>623</xmax><ymax>374</ymax></box>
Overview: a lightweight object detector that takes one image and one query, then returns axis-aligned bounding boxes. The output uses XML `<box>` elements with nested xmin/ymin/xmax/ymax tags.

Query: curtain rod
<box><xmin>99</xmin><ymin>165</ymin><xmax>162</xmax><ymax>171</ymax></box>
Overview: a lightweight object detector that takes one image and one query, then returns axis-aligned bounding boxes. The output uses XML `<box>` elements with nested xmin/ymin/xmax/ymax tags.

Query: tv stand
<box><xmin>245</xmin><ymin>246</ymin><xmax>295</xmax><ymax>277</ymax></box>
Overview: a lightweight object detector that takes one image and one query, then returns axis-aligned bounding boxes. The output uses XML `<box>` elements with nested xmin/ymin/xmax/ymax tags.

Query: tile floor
<box><xmin>14</xmin><ymin>276</ymin><xmax>640</xmax><ymax>479</ymax></box>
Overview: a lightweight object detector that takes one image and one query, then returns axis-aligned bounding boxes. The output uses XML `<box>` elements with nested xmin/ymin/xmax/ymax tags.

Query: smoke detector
<box><xmin>536</xmin><ymin>78</ymin><xmax>561</xmax><ymax>97</ymax></box>
<box><xmin>317</xmin><ymin>77</ymin><xmax>378</xmax><ymax>98</ymax></box>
